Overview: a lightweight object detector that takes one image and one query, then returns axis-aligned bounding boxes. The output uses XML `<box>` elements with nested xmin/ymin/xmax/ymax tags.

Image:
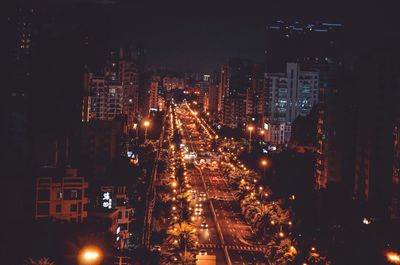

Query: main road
<box><xmin>177</xmin><ymin>104</ymin><xmax>267</xmax><ymax>265</ymax></box>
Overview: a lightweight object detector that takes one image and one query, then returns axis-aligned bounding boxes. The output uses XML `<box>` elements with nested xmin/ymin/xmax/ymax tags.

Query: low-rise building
<box><xmin>35</xmin><ymin>167</ymin><xmax>88</xmax><ymax>223</ymax></box>
<box><xmin>98</xmin><ymin>185</ymin><xmax>134</xmax><ymax>249</ymax></box>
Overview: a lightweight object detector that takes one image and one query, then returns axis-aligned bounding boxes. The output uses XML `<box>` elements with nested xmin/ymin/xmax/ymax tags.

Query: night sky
<box><xmin>100</xmin><ymin>0</ymin><xmax>397</xmax><ymax>72</ymax></box>
<box><xmin>49</xmin><ymin>0</ymin><xmax>400</xmax><ymax>71</ymax></box>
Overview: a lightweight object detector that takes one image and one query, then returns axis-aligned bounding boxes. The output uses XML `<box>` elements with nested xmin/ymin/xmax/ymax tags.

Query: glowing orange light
<box><xmin>387</xmin><ymin>252</ymin><xmax>400</xmax><ymax>264</ymax></box>
<box><xmin>79</xmin><ymin>246</ymin><xmax>102</xmax><ymax>264</ymax></box>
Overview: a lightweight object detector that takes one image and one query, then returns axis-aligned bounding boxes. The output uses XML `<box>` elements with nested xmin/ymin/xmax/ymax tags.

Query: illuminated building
<box><xmin>208</xmin><ymin>82</ymin><xmax>218</xmax><ymax>113</ymax></box>
<box><xmin>148</xmin><ymin>77</ymin><xmax>159</xmax><ymax>112</ymax></box>
<box><xmin>163</xmin><ymin>76</ymin><xmax>185</xmax><ymax>91</ymax></box>
<box><xmin>98</xmin><ymin>185</ymin><xmax>134</xmax><ymax>249</ymax></box>
<box><xmin>265</xmin><ymin>63</ymin><xmax>319</xmax><ymax>123</ymax></box>
<box><xmin>264</xmin><ymin>20</ymin><xmax>345</xmax><ymax>188</ymax></box>
<box><xmin>35</xmin><ymin>168</ymin><xmax>88</xmax><ymax>223</ymax></box>
<box><xmin>218</xmin><ymin>64</ymin><xmax>230</xmax><ymax>112</ymax></box>
<box><xmin>221</xmin><ymin>95</ymin><xmax>246</xmax><ymax>128</ymax></box>
<box><xmin>118</xmin><ymin>48</ymin><xmax>140</xmax><ymax>129</ymax></box>
<box><xmin>264</xmin><ymin>63</ymin><xmax>319</xmax><ymax>145</ymax></box>
<box><xmin>265</xmin><ymin>123</ymin><xmax>292</xmax><ymax>146</ymax></box>
<box><xmin>89</xmin><ymin>77</ymin><xmax>124</xmax><ymax>121</ymax></box>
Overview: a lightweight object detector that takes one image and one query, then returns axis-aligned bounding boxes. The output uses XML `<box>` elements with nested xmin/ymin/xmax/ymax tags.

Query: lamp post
<box><xmin>79</xmin><ymin>246</ymin><xmax>102</xmax><ymax>265</ymax></box>
<box><xmin>248</xmin><ymin>125</ymin><xmax>254</xmax><ymax>153</ymax></box>
<box><xmin>143</xmin><ymin>120</ymin><xmax>150</xmax><ymax>142</ymax></box>
<box><xmin>387</xmin><ymin>252</ymin><xmax>400</xmax><ymax>264</ymax></box>
<box><xmin>133</xmin><ymin>123</ymin><xmax>138</xmax><ymax>146</ymax></box>
<box><xmin>260</xmin><ymin>129</ymin><xmax>265</xmax><ymax>143</ymax></box>
<box><xmin>261</xmin><ymin>159</ymin><xmax>267</xmax><ymax>179</ymax></box>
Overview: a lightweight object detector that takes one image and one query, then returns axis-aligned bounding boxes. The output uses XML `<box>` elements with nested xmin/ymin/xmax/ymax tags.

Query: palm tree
<box><xmin>23</xmin><ymin>258</ymin><xmax>55</xmax><ymax>265</ymax></box>
<box><xmin>305</xmin><ymin>250</ymin><xmax>331</xmax><ymax>265</ymax></box>
<box><xmin>265</xmin><ymin>237</ymin><xmax>297</xmax><ymax>265</ymax></box>
<box><xmin>269</xmin><ymin>204</ymin><xmax>291</xmax><ymax>231</ymax></box>
<box><xmin>163</xmin><ymin>222</ymin><xmax>198</xmax><ymax>264</ymax></box>
<box><xmin>253</xmin><ymin>203</ymin><xmax>277</xmax><ymax>238</ymax></box>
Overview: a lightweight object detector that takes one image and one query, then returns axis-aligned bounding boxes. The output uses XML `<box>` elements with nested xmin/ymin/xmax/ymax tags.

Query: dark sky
<box><xmin>93</xmin><ymin>0</ymin><xmax>399</xmax><ymax>72</ymax></box>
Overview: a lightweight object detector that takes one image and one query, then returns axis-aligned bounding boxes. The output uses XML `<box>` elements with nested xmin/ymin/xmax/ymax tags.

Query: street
<box><xmin>178</xmin><ymin>103</ymin><xmax>267</xmax><ymax>265</ymax></box>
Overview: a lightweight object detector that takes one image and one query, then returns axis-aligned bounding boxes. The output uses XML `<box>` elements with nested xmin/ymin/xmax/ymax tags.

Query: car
<box><xmin>199</xmin><ymin>249</ymin><xmax>207</xmax><ymax>255</ymax></box>
<box><xmin>195</xmin><ymin>203</ymin><xmax>202</xmax><ymax>208</ymax></box>
<box><xmin>194</xmin><ymin>209</ymin><xmax>202</xmax><ymax>215</ymax></box>
<box><xmin>151</xmin><ymin>245</ymin><xmax>161</xmax><ymax>251</ymax></box>
<box><xmin>201</xmin><ymin>221</ymin><xmax>208</xmax><ymax>228</ymax></box>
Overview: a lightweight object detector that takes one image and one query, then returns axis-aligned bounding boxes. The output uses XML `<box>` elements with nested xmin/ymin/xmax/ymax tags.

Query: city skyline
<box><xmin>3</xmin><ymin>1</ymin><xmax>400</xmax><ymax>264</ymax></box>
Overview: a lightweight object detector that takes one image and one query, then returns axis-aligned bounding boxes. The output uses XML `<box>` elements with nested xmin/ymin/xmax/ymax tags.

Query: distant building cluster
<box><xmin>203</xmin><ymin>20</ymin><xmax>342</xmax><ymax>145</ymax></box>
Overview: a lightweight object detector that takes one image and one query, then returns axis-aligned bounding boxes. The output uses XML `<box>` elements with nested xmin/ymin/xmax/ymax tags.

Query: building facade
<box><xmin>81</xmin><ymin>120</ymin><xmax>126</xmax><ymax>178</ymax></box>
<box><xmin>35</xmin><ymin>168</ymin><xmax>88</xmax><ymax>223</ymax></box>
<box><xmin>264</xmin><ymin>63</ymin><xmax>319</xmax><ymax>145</ymax></box>
<box><xmin>99</xmin><ymin>185</ymin><xmax>133</xmax><ymax>249</ymax></box>
<box><xmin>163</xmin><ymin>76</ymin><xmax>185</xmax><ymax>91</ymax></box>
<box><xmin>148</xmin><ymin>78</ymin><xmax>159</xmax><ymax>112</ymax></box>
<box><xmin>265</xmin><ymin>123</ymin><xmax>292</xmax><ymax>146</ymax></box>
<box><xmin>119</xmin><ymin>51</ymin><xmax>140</xmax><ymax>129</ymax></box>
<box><xmin>89</xmin><ymin>77</ymin><xmax>124</xmax><ymax>121</ymax></box>
<box><xmin>218</xmin><ymin>64</ymin><xmax>229</xmax><ymax>112</ymax></box>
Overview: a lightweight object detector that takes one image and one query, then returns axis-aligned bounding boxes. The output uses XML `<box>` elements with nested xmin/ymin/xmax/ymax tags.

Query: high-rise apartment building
<box><xmin>148</xmin><ymin>78</ymin><xmax>159</xmax><ymax>112</ymax></box>
<box><xmin>222</xmin><ymin>95</ymin><xmax>246</xmax><ymax>128</ymax></box>
<box><xmin>89</xmin><ymin>77</ymin><xmax>124</xmax><ymax>121</ymax></box>
<box><xmin>80</xmin><ymin>120</ymin><xmax>126</xmax><ymax>178</ymax></box>
<box><xmin>264</xmin><ymin>20</ymin><xmax>345</xmax><ymax>188</ymax></box>
<box><xmin>218</xmin><ymin>64</ymin><xmax>229</xmax><ymax>112</ymax></box>
<box><xmin>265</xmin><ymin>20</ymin><xmax>343</xmax><ymax>72</ymax></box>
<box><xmin>352</xmin><ymin>42</ymin><xmax>400</xmax><ymax>216</ymax></box>
<box><xmin>390</xmin><ymin>121</ymin><xmax>400</xmax><ymax>219</ymax></box>
<box><xmin>119</xmin><ymin>48</ymin><xmax>140</xmax><ymax>129</ymax></box>
<box><xmin>265</xmin><ymin>63</ymin><xmax>319</xmax><ymax>123</ymax></box>
<box><xmin>264</xmin><ymin>63</ymin><xmax>319</xmax><ymax>145</ymax></box>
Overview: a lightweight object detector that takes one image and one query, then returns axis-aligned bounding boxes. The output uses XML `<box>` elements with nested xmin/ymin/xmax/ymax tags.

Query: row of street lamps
<box><xmin>247</xmin><ymin>125</ymin><xmax>266</xmax><ymax>153</ymax></box>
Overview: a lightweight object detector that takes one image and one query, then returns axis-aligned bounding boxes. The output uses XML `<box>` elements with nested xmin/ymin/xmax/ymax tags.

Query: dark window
<box><xmin>56</xmin><ymin>204</ymin><xmax>61</xmax><ymax>212</ymax></box>
<box><xmin>116</xmin><ymin>198</ymin><xmax>125</xmax><ymax>206</ymax></box>
<box><xmin>37</xmin><ymin>203</ymin><xmax>49</xmax><ymax>215</ymax></box>
<box><xmin>119</xmin><ymin>223</ymin><xmax>128</xmax><ymax>231</ymax></box>
<box><xmin>37</xmin><ymin>189</ymin><xmax>50</xmax><ymax>201</ymax></box>
<box><xmin>118</xmin><ymin>211</ymin><xmax>122</xmax><ymax>219</ymax></box>
<box><xmin>70</xmin><ymin>204</ymin><xmax>77</xmax><ymax>212</ymax></box>
<box><xmin>125</xmin><ymin>211</ymin><xmax>129</xmax><ymax>218</ymax></box>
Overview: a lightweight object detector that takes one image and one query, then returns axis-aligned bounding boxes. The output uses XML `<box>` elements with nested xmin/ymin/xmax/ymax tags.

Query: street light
<box><xmin>387</xmin><ymin>252</ymin><xmax>400</xmax><ymax>264</ymax></box>
<box><xmin>261</xmin><ymin>159</ymin><xmax>268</xmax><ymax>179</ymax></box>
<box><xmin>247</xmin><ymin>125</ymin><xmax>254</xmax><ymax>152</ymax></box>
<box><xmin>79</xmin><ymin>246</ymin><xmax>102</xmax><ymax>265</ymax></box>
<box><xmin>133</xmin><ymin>123</ymin><xmax>138</xmax><ymax>145</ymax></box>
<box><xmin>260</xmin><ymin>129</ymin><xmax>265</xmax><ymax>142</ymax></box>
<box><xmin>143</xmin><ymin>120</ymin><xmax>150</xmax><ymax>142</ymax></box>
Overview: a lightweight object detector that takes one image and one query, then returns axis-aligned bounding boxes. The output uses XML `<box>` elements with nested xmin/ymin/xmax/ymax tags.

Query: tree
<box><xmin>23</xmin><ymin>258</ymin><xmax>55</xmax><ymax>265</ymax></box>
<box><xmin>265</xmin><ymin>237</ymin><xmax>297</xmax><ymax>265</ymax></box>
<box><xmin>162</xmin><ymin>222</ymin><xmax>198</xmax><ymax>265</ymax></box>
